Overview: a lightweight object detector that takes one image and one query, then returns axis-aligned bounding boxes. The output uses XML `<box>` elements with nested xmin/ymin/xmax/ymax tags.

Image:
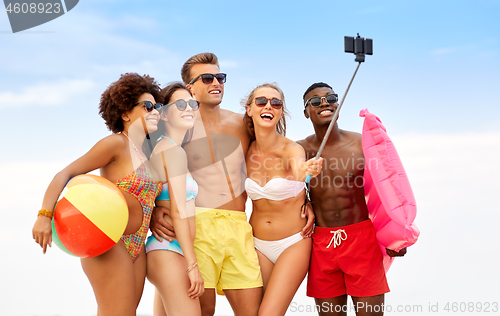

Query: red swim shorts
<box><xmin>307</xmin><ymin>219</ymin><xmax>389</xmax><ymax>298</ymax></box>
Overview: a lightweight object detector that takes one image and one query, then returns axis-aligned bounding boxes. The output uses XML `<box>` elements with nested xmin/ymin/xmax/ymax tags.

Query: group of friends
<box><xmin>32</xmin><ymin>52</ymin><xmax>407</xmax><ymax>316</ymax></box>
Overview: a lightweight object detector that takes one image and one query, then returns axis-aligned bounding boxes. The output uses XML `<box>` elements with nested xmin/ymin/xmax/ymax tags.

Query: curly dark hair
<box><xmin>241</xmin><ymin>83</ymin><xmax>289</xmax><ymax>141</ymax></box>
<box><xmin>99</xmin><ymin>73</ymin><xmax>162</xmax><ymax>133</ymax></box>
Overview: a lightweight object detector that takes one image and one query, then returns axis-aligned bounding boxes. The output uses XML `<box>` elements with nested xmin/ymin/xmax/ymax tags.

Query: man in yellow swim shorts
<box><xmin>151</xmin><ymin>53</ymin><xmax>263</xmax><ymax>316</ymax></box>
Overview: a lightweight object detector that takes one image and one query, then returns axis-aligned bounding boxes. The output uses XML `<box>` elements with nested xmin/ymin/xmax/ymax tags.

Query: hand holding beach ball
<box><xmin>52</xmin><ymin>174</ymin><xmax>128</xmax><ymax>258</ymax></box>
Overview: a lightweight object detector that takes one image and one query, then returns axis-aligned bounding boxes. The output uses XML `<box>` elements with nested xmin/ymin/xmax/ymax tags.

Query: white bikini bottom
<box><xmin>254</xmin><ymin>232</ymin><xmax>303</xmax><ymax>264</ymax></box>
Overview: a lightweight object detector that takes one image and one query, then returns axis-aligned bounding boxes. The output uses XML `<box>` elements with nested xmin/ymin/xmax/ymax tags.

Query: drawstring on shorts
<box><xmin>326</xmin><ymin>229</ymin><xmax>347</xmax><ymax>248</ymax></box>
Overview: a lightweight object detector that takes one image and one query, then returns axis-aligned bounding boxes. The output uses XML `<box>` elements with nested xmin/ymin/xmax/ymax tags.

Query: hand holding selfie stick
<box><xmin>306</xmin><ymin>34</ymin><xmax>373</xmax><ymax>184</ymax></box>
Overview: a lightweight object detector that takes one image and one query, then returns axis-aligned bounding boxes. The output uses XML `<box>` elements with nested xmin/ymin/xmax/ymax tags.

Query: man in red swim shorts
<box><xmin>297</xmin><ymin>82</ymin><xmax>406</xmax><ymax>316</ymax></box>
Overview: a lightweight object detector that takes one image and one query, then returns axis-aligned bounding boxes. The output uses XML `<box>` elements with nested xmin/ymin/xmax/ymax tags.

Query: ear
<box><xmin>246</xmin><ymin>105</ymin><xmax>253</xmax><ymax>117</ymax></box>
<box><xmin>186</xmin><ymin>84</ymin><xmax>194</xmax><ymax>95</ymax></box>
<box><xmin>304</xmin><ymin>107</ymin><xmax>310</xmax><ymax>119</ymax></box>
<box><xmin>121</xmin><ymin>112</ymin><xmax>131</xmax><ymax>122</ymax></box>
<box><xmin>161</xmin><ymin>111</ymin><xmax>169</xmax><ymax>122</ymax></box>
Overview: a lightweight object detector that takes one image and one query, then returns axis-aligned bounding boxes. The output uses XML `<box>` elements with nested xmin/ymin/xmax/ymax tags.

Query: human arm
<box><xmin>386</xmin><ymin>247</ymin><xmax>407</xmax><ymax>257</ymax></box>
<box><xmin>300</xmin><ymin>202</ymin><xmax>315</xmax><ymax>238</ymax></box>
<box><xmin>156</xmin><ymin>147</ymin><xmax>204</xmax><ymax>298</ymax></box>
<box><xmin>285</xmin><ymin>142</ymin><xmax>323</xmax><ymax>182</ymax></box>
<box><xmin>32</xmin><ymin>135</ymin><xmax>122</xmax><ymax>253</ymax></box>
<box><xmin>149</xmin><ymin>206</ymin><xmax>176</xmax><ymax>242</ymax></box>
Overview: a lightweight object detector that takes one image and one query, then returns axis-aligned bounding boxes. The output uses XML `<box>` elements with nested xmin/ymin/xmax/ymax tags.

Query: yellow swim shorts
<box><xmin>194</xmin><ymin>208</ymin><xmax>263</xmax><ymax>295</ymax></box>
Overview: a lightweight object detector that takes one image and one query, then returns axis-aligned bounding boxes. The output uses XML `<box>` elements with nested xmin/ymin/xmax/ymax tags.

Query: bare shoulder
<box><xmin>221</xmin><ymin>109</ymin><xmax>245</xmax><ymax>125</ymax></box>
<box><xmin>97</xmin><ymin>133</ymin><xmax>127</xmax><ymax>151</ymax></box>
<box><xmin>152</xmin><ymin>140</ymin><xmax>186</xmax><ymax>160</ymax></box>
<box><xmin>341</xmin><ymin>129</ymin><xmax>361</xmax><ymax>142</ymax></box>
<box><xmin>296</xmin><ymin>134</ymin><xmax>316</xmax><ymax>151</ymax></box>
<box><xmin>220</xmin><ymin>109</ymin><xmax>250</xmax><ymax>145</ymax></box>
<box><xmin>340</xmin><ymin>129</ymin><xmax>363</xmax><ymax>151</ymax></box>
<box><xmin>282</xmin><ymin>137</ymin><xmax>305</xmax><ymax>159</ymax></box>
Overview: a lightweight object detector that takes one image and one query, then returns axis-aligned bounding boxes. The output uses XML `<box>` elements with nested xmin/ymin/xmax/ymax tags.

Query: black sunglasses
<box><xmin>166</xmin><ymin>99</ymin><xmax>200</xmax><ymax>111</ymax></box>
<box><xmin>304</xmin><ymin>94</ymin><xmax>339</xmax><ymax>107</ymax></box>
<box><xmin>134</xmin><ymin>100</ymin><xmax>164</xmax><ymax>112</ymax></box>
<box><xmin>254</xmin><ymin>97</ymin><xmax>283</xmax><ymax>109</ymax></box>
<box><xmin>188</xmin><ymin>73</ymin><xmax>227</xmax><ymax>85</ymax></box>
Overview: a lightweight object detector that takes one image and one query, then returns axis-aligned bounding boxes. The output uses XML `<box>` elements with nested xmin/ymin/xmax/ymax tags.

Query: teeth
<box><xmin>319</xmin><ymin>109</ymin><xmax>332</xmax><ymax>114</ymax></box>
<box><xmin>210</xmin><ymin>91</ymin><xmax>220</xmax><ymax>94</ymax></box>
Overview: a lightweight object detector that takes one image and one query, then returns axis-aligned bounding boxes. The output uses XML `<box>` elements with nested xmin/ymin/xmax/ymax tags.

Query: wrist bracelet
<box><xmin>186</xmin><ymin>262</ymin><xmax>198</xmax><ymax>273</ymax></box>
<box><xmin>38</xmin><ymin>209</ymin><xmax>53</xmax><ymax>218</ymax></box>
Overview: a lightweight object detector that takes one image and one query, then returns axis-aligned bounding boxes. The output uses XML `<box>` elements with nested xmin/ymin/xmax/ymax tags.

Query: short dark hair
<box><xmin>302</xmin><ymin>82</ymin><xmax>334</xmax><ymax>101</ymax></box>
<box><xmin>99</xmin><ymin>73</ymin><xmax>161</xmax><ymax>133</ymax></box>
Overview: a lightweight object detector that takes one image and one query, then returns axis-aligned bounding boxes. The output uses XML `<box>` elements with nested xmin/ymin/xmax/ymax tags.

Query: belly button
<box><xmin>266</xmin><ymin>221</ymin><xmax>271</xmax><ymax>224</ymax></box>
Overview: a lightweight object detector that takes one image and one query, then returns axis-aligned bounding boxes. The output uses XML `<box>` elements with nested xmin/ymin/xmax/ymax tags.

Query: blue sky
<box><xmin>1</xmin><ymin>1</ymin><xmax>499</xmax><ymax>315</ymax></box>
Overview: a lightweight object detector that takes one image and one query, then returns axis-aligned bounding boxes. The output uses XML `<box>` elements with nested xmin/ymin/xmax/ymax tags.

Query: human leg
<box><xmin>255</xmin><ymin>249</ymin><xmax>274</xmax><ymax>293</ymax></box>
<box><xmin>351</xmin><ymin>295</ymin><xmax>385</xmax><ymax>316</ymax></box>
<box><xmin>314</xmin><ymin>296</ymin><xmax>348</xmax><ymax>316</ymax></box>
<box><xmin>198</xmin><ymin>289</ymin><xmax>216</xmax><ymax>316</ymax></box>
<box><xmin>147</xmin><ymin>249</ymin><xmax>201</xmax><ymax>316</ymax></box>
<box><xmin>81</xmin><ymin>241</ymin><xmax>137</xmax><ymax>316</ymax></box>
<box><xmin>258</xmin><ymin>238</ymin><xmax>311</xmax><ymax>316</ymax></box>
<box><xmin>133</xmin><ymin>249</ymin><xmax>147</xmax><ymax>308</ymax></box>
<box><xmin>153</xmin><ymin>289</ymin><xmax>168</xmax><ymax>316</ymax></box>
<box><xmin>225</xmin><ymin>287</ymin><xmax>262</xmax><ymax>316</ymax></box>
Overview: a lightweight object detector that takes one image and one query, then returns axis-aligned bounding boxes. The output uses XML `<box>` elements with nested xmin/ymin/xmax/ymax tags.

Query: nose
<box><xmin>209</xmin><ymin>76</ymin><xmax>221</xmax><ymax>85</ymax></box>
<box><xmin>319</xmin><ymin>97</ymin><xmax>328</xmax><ymax>106</ymax></box>
<box><xmin>263</xmin><ymin>100</ymin><xmax>273</xmax><ymax>109</ymax></box>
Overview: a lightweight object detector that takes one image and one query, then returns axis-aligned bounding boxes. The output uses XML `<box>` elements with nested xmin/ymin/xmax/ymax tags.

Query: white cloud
<box><xmin>0</xmin><ymin>79</ymin><xmax>95</xmax><ymax>108</ymax></box>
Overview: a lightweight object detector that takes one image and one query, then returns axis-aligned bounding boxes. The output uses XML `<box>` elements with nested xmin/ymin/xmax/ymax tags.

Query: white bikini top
<box><xmin>245</xmin><ymin>177</ymin><xmax>305</xmax><ymax>201</ymax></box>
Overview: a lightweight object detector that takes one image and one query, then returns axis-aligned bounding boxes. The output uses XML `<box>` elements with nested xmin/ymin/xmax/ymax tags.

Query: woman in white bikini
<box><xmin>243</xmin><ymin>83</ymin><xmax>323</xmax><ymax>316</ymax></box>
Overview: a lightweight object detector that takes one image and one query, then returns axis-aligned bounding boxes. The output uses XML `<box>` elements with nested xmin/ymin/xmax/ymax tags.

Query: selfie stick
<box><xmin>306</xmin><ymin>34</ymin><xmax>372</xmax><ymax>183</ymax></box>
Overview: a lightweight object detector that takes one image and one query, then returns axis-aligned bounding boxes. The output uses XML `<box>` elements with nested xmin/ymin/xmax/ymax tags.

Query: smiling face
<box><xmin>162</xmin><ymin>89</ymin><xmax>196</xmax><ymax>131</ymax></box>
<box><xmin>187</xmin><ymin>63</ymin><xmax>224</xmax><ymax>106</ymax></box>
<box><xmin>303</xmin><ymin>86</ymin><xmax>339</xmax><ymax>126</ymax></box>
<box><xmin>123</xmin><ymin>92</ymin><xmax>160</xmax><ymax>134</ymax></box>
<box><xmin>246</xmin><ymin>87</ymin><xmax>283</xmax><ymax>129</ymax></box>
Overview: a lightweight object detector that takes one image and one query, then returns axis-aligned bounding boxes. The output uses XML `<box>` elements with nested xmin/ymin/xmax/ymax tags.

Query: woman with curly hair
<box><xmin>32</xmin><ymin>73</ymin><xmax>164</xmax><ymax>316</ymax></box>
<box><xmin>243</xmin><ymin>83</ymin><xmax>322</xmax><ymax>316</ymax></box>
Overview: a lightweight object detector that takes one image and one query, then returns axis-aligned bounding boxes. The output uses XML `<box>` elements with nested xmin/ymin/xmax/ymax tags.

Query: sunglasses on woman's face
<box><xmin>254</xmin><ymin>97</ymin><xmax>283</xmax><ymax>109</ymax></box>
<box><xmin>188</xmin><ymin>73</ymin><xmax>227</xmax><ymax>85</ymax></box>
<box><xmin>304</xmin><ymin>94</ymin><xmax>339</xmax><ymax>108</ymax></box>
<box><xmin>134</xmin><ymin>100</ymin><xmax>164</xmax><ymax>112</ymax></box>
<box><xmin>166</xmin><ymin>99</ymin><xmax>200</xmax><ymax>111</ymax></box>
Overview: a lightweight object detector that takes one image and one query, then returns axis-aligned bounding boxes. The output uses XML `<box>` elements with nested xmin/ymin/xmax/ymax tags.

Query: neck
<box><xmin>313</xmin><ymin>121</ymin><xmax>340</xmax><ymax>145</ymax></box>
<box><xmin>123</xmin><ymin>128</ymin><xmax>145</xmax><ymax>151</ymax></box>
<box><xmin>164</xmin><ymin>125</ymin><xmax>187</xmax><ymax>145</ymax></box>
<box><xmin>254</xmin><ymin>124</ymin><xmax>280</xmax><ymax>153</ymax></box>
<box><xmin>199</xmin><ymin>102</ymin><xmax>221</xmax><ymax>128</ymax></box>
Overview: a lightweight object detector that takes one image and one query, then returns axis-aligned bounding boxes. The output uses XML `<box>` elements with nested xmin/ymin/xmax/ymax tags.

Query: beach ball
<box><xmin>52</xmin><ymin>174</ymin><xmax>128</xmax><ymax>258</ymax></box>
